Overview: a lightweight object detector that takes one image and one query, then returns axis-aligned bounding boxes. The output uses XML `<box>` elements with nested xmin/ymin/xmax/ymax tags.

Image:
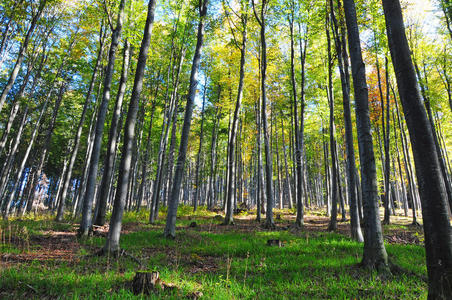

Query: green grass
<box><xmin>0</xmin><ymin>207</ymin><xmax>428</xmax><ymax>299</ymax></box>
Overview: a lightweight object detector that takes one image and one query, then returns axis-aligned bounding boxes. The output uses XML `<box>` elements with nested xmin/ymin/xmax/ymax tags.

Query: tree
<box><xmin>79</xmin><ymin>0</ymin><xmax>126</xmax><ymax>236</ymax></box>
<box><xmin>382</xmin><ymin>0</ymin><xmax>452</xmax><ymax>296</ymax></box>
<box><xmin>224</xmin><ymin>0</ymin><xmax>248</xmax><ymax>225</ymax></box>
<box><xmin>342</xmin><ymin>0</ymin><xmax>388</xmax><ymax>270</ymax></box>
<box><xmin>252</xmin><ymin>0</ymin><xmax>275</xmax><ymax>229</ymax></box>
<box><xmin>103</xmin><ymin>0</ymin><xmax>157</xmax><ymax>253</ymax></box>
<box><xmin>164</xmin><ymin>0</ymin><xmax>209</xmax><ymax>239</ymax></box>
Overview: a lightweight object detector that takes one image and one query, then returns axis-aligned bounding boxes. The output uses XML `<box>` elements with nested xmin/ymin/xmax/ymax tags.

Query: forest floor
<box><xmin>0</xmin><ymin>206</ymin><xmax>427</xmax><ymax>299</ymax></box>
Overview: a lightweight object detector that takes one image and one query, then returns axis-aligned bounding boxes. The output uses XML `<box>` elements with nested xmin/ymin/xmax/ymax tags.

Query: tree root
<box><xmin>262</xmin><ymin>221</ymin><xmax>276</xmax><ymax>230</ymax></box>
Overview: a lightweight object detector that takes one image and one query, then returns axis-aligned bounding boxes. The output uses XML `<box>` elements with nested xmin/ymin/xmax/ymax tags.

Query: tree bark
<box><xmin>94</xmin><ymin>40</ymin><xmax>131</xmax><ymax>226</ymax></box>
<box><xmin>224</xmin><ymin>8</ymin><xmax>247</xmax><ymax>224</ymax></box>
<box><xmin>0</xmin><ymin>0</ymin><xmax>46</xmax><ymax>114</ymax></box>
<box><xmin>164</xmin><ymin>0</ymin><xmax>208</xmax><ymax>238</ymax></box>
<box><xmin>343</xmin><ymin>0</ymin><xmax>388</xmax><ymax>270</ymax></box>
<box><xmin>382</xmin><ymin>0</ymin><xmax>452</xmax><ymax>296</ymax></box>
<box><xmin>79</xmin><ymin>0</ymin><xmax>126</xmax><ymax>236</ymax></box>
<box><xmin>103</xmin><ymin>0</ymin><xmax>156</xmax><ymax>252</ymax></box>
<box><xmin>55</xmin><ymin>24</ymin><xmax>105</xmax><ymax>222</ymax></box>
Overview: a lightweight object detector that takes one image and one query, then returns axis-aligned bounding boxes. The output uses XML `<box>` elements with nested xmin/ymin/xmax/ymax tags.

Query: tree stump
<box><xmin>267</xmin><ymin>239</ymin><xmax>284</xmax><ymax>247</ymax></box>
<box><xmin>131</xmin><ymin>271</ymin><xmax>162</xmax><ymax>295</ymax></box>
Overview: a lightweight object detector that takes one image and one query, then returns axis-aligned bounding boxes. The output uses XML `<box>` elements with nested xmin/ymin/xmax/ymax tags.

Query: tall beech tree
<box><xmin>94</xmin><ymin>40</ymin><xmax>131</xmax><ymax>226</ymax></box>
<box><xmin>253</xmin><ymin>0</ymin><xmax>275</xmax><ymax>229</ymax></box>
<box><xmin>343</xmin><ymin>0</ymin><xmax>388</xmax><ymax>270</ymax></box>
<box><xmin>103</xmin><ymin>0</ymin><xmax>157</xmax><ymax>253</ymax></box>
<box><xmin>79</xmin><ymin>0</ymin><xmax>127</xmax><ymax>236</ymax></box>
<box><xmin>164</xmin><ymin>0</ymin><xmax>209</xmax><ymax>239</ymax></box>
<box><xmin>382</xmin><ymin>0</ymin><xmax>452</xmax><ymax>296</ymax></box>
<box><xmin>224</xmin><ymin>0</ymin><xmax>248</xmax><ymax>225</ymax></box>
<box><xmin>0</xmin><ymin>0</ymin><xmax>46</xmax><ymax>114</ymax></box>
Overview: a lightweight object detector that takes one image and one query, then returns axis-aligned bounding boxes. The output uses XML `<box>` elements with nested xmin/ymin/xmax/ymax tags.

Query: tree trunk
<box><xmin>94</xmin><ymin>40</ymin><xmax>131</xmax><ymax>226</ymax></box>
<box><xmin>253</xmin><ymin>0</ymin><xmax>274</xmax><ymax>229</ymax></box>
<box><xmin>326</xmin><ymin>11</ymin><xmax>339</xmax><ymax>232</ymax></box>
<box><xmin>194</xmin><ymin>80</ymin><xmax>208</xmax><ymax>212</ymax></box>
<box><xmin>164</xmin><ymin>0</ymin><xmax>208</xmax><ymax>238</ymax></box>
<box><xmin>224</xmin><ymin>10</ymin><xmax>247</xmax><ymax>224</ymax></box>
<box><xmin>0</xmin><ymin>1</ymin><xmax>46</xmax><ymax>113</ymax></box>
<box><xmin>329</xmin><ymin>0</ymin><xmax>363</xmax><ymax>241</ymax></box>
<box><xmin>55</xmin><ymin>24</ymin><xmax>105</xmax><ymax>222</ymax></box>
<box><xmin>103</xmin><ymin>0</ymin><xmax>156</xmax><ymax>252</ymax></box>
<box><xmin>79</xmin><ymin>0</ymin><xmax>126</xmax><ymax>236</ymax></box>
<box><xmin>382</xmin><ymin>0</ymin><xmax>452</xmax><ymax>296</ymax></box>
<box><xmin>343</xmin><ymin>0</ymin><xmax>388</xmax><ymax>270</ymax></box>
<box><xmin>288</xmin><ymin>7</ymin><xmax>304</xmax><ymax>226</ymax></box>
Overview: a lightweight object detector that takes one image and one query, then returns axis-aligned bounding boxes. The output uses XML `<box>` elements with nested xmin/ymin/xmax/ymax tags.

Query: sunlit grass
<box><xmin>0</xmin><ymin>207</ymin><xmax>428</xmax><ymax>299</ymax></box>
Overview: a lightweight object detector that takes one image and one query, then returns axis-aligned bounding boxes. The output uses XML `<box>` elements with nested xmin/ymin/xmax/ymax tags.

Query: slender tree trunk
<box><xmin>326</xmin><ymin>11</ymin><xmax>339</xmax><ymax>231</ymax></box>
<box><xmin>329</xmin><ymin>0</ymin><xmax>363</xmax><ymax>241</ymax></box>
<box><xmin>194</xmin><ymin>80</ymin><xmax>208</xmax><ymax>212</ymax></box>
<box><xmin>0</xmin><ymin>1</ymin><xmax>46</xmax><ymax>113</ymax></box>
<box><xmin>94</xmin><ymin>40</ymin><xmax>131</xmax><ymax>226</ymax></box>
<box><xmin>288</xmin><ymin>7</ymin><xmax>304</xmax><ymax>226</ymax></box>
<box><xmin>208</xmin><ymin>102</ymin><xmax>220</xmax><ymax>210</ymax></box>
<box><xmin>103</xmin><ymin>0</ymin><xmax>156</xmax><ymax>252</ymax></box>
<box><xmin>2</xmin><ymin>98</ymin><xmax>49</xmax><ymax>218</ymax></box>
<box><xmin>343</xmin><ymin>0</ymin><xmax>388</xmax><ymax>270</ymax></box>
<box><xmin>164</xmin><ymin>0</ymin><xmax>208</xmax><ymax>238</ymax></box>
<box><xmin>413</xmin><ymin>59</ymin><xmax>452</xmax><ymax>213</ymax></box>
<box><xmin>253</xmin><ymin>0</ymin><xmax>275</xmax><ymax>229</ymax></box>
<box><xmin>55</xmin><ymin>25</ymin><xmax>105</xmax><ymax>222</ymax></box>
<box><xmin>79</xmin><ymin>0</ymin><xmax>126</xmax><ymax>236</ymax></box>
<box><xmin>225</xmin><ymin>10</ymin><xmax>247</xmax><ymax>224</ymax></box>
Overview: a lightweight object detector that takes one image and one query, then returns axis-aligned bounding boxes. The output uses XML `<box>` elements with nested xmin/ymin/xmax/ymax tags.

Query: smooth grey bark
<box><xmin>326</xmin><ymin>12</ymin><xmax>339</xmax><ymax>232</ymax></box>
<box><xmin>413</xmin><ymin>59</ymin><xmax>452</xmax><ymax>213</ymax></box>
<box><xmin>79</xmin><ymin>0</ymin><xmax>126</xmax><ymax>236</ymax></box>
<box><xmin>32</xmin><ymin>79</ymin><xmax>69</xmax><ymax>204</ymax></box>
<box><xmin>343</xmin><ymin>0</ymin><xmax>388</xmax><ymax>270</ymax></box>
<box><xmin>0</xmin><ymin>0</ymin><xmax>46</xmax><ymax>114</ymax></box>
<box><xmin>224</xmin><ymin>8</ymin><xmax>247</xmax><ymax>224</ymax></box>
<box><xmin>382</xmin><ymin>0</ymin><xmax>452</xmax><ymax>296</ymax></box>
<box><xmin>375</xmin><ymin>53</ymin><xmax>390</xmax><ymax>224</ymax></box>
<box><xmin>164</xmin><ymin>0</ymin><xmax>208</xmax><ymax>238</ymax></box>
<box><xmin>0</xmin><ymin>106</ymin><xmax>29</xmax><ymax>200</ymax></box>
<box><xmin>72</xmin><ymin>72</ymin><xmax>103</xmax><ymax>218</ymax></box>
<box><xmin>94</xmin><ymin>40</ymin><xmax>130</xmax><ymax>226</ymax></box>
<box><xmin>208</xmin><ymin>103</ymin><xmax>220</xmax><ymax>209</ymax></box>
<box><xmin>55</xmin><ymin>24</ymin><xmax>105</xmax><ymax>222</ymax></box>
<box><xmin>288</xmin><ymin>5</ymin><xmax>304</xmax><ymax>227</ymax></box>
<box><xmin>2</xmin><ymin>98</ymin><xmax>49</xmax><ymax>218</ymax></box>
<box><xmin>149</xmin><ymin>48</ymin><xmax>185</xmax><ymax>223</ymax></box>
<box><xmin>253</xmin><ymin>0</ymin><xmax>275</xmax><ymax>229</ymax></box>
<box><xmin>194</xmin><ymin>81</ymin><xmax>207</xmax><ymax>212</ymax></box>
<box><xmin>280</xmin><ymin>117</ymin><xmax>294</xmax><ymax>209</ymax></box>
<box><xmin>383</xmin><ymin>57</ymin><xmax>391</xmax><ymax>224</ymax></box>
<box><xmin>393</xmin><ymin>86</ymin><xmax>419</xmax><ymax>224</ymax></box>
<box><xmin>103</xmin><ymin>0</ymin><xmax>157</xmax><ymax>252</ymax></box>
<box><xmin>22</xmin><ymin>46</ymin><xmax>73</xmax><ymax>212</ymax></box>
<box><xmin>0</xmin><ymin>59</ymin><xmax>33</xmax><ymax>155</ymax></box>
<box><xmin>137</xmin><ymin>93</ymin><xmax>157</xmax><ymax>211</ymax></box>
<box><xmin>163</xmin><ymin>95</ymin><xmax>180</xmax><ymax>211</ymax></box>
<box><xmin>329</xmin><ymin>0</ymin><xmax>363</xmax><ymax>241</ymax></box>
<box><xmin>0</xmin><ymin>25</ymin><xmax>53</xmax><ymax>156</ymax></box>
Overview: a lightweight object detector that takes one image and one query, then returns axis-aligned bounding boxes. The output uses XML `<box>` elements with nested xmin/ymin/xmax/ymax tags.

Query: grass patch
<box><xmin>1</xmin><ymin>208</ymin><xmax>427</xmax><ymax>299</ymax></box>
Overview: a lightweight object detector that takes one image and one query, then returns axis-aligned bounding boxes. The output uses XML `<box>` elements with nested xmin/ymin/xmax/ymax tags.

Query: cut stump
<box><xmin>131</xmin><ymin>271</ymin><xmax>162</xmax><ymax>295</ymax></box>
<box><xmin>267</xmin><ymin>239</ymin><xmax>284</xmax><ymax>247</ymax></box>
